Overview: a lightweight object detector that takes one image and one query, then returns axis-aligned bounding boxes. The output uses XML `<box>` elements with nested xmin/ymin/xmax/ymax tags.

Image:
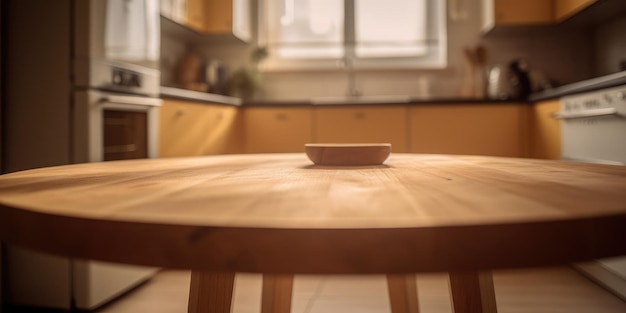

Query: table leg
<box><xmin>261</xmin><ymin>274</ymin><xmax>294</xmax><ymax>313</ymax></box>
<box><xmin>386</xmin><ymin>274</ymin><xmax>420</xmax><ymax>313</ymax></box>
<box><xmin>449</xmin><ymin>271</ymin><xmax>497</xmax><ymax>313</ymax></box>
<box><xmin>188</xmin><ymin>271</ymin><xmax>235</xmax><ymax>313</ymax></box>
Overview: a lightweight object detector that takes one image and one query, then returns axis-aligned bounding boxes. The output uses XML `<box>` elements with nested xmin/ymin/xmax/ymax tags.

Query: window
<box><xmin>259</xmin><ymin>0</ymin><xmax>447</xmax><ymax>70</ymax></box>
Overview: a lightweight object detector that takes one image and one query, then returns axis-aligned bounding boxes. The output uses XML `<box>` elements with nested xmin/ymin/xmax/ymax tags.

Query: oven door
<box><xmin>73</xmin><ymin>90</ymin><xmax>161</xmax><ymax>163</ymax></box>
<box><xmin>557</xmin><ymin>112</ymin><xmax>626</xmax><ymax>165</ymax></box>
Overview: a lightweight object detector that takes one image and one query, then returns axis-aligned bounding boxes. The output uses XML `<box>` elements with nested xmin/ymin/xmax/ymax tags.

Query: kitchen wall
<box><xmin>161</xmin><ymin>2</ymin><xmax>597</xmax><ymax>100</ymax></box>
<box><xmin>594</xmin><ymin>15</ymin><xmax>626</xmax><ymax>76</ymax></box>
<box><xmin>160</xmin><ymin>30</ymin><xmax>191</xmax><ymax>86</ymax></box>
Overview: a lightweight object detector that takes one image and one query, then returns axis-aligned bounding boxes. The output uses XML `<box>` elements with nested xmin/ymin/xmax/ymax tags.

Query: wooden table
<box><xmin>1</xmin><ymin>153</ymin><xmax>625</xmax><ymax>313</ymax></box>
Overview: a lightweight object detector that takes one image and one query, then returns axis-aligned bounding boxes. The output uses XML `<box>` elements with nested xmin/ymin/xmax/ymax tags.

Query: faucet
<box><xmin>341</xmin><ymin>56</ymin><xmax>361</xmax><ymax>98</ymax></box>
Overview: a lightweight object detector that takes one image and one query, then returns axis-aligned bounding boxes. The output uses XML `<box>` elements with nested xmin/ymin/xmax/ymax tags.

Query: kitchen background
<box><xmin>1</xmin><ymin>0</ymin><xmax>626</xmax><ymax>312</ymax></box>
<box><xmin>160</xmin><ymin>0</ymin><xmax>626</xmax><ymax>101</ymax></box>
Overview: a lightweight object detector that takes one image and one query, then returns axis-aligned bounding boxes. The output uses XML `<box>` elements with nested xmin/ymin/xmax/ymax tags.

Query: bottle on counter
<box><xmin>508</xmin><ymin>59</ymin><xmax>531</xmax><ymax>100</ymax></box>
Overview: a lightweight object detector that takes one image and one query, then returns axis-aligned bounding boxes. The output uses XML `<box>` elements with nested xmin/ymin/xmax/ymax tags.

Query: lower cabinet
<box><xmin>314</xmin><ymin>106</ymin><xmax>409</xmax><ymax>152</ymax></box>
<box><xmin>530</xmin><ymin>100</ymin><xmax>561</xmax><ymax>159</ymax></box>
<box><xmin>160</xmin><ymin>100</ymin><xmax>539</xmax><ymax>159</ymax></box>
<box><xmin>409</xmin><ymin>104</ymin><xmax>529</xmax><ymax>157</ymax></box>
<box><xmin>243</xmin><ymin>107</ymin><xmax>313</xmax><ymax>153</ymax></box>
<box><xmin>159</xmin><ymin>99</ymin><xmax>243</xmax><ymax>157</ymax></box>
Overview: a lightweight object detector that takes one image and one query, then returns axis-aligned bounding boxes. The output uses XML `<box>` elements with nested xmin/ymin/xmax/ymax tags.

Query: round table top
<box><xmin>0</xmin><ymin>153</ymin><xmax>625</xmax><ymax>274</ymax></box>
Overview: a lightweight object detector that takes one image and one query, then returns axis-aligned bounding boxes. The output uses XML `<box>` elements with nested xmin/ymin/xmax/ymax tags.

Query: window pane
<box><xmin>355</xmin><ymin>0</ymin><xmax>427</xmax><ymax>58</ymax></box>
<box><xmin>266</xmin><ymin>0</ymin><xmax>344</xmax><ymax>59</ymax></box>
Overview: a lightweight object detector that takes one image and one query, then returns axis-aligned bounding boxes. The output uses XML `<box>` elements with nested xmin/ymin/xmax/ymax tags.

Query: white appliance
<box><xmin>554</xmin><ymin>84</ymin><xmax>626</xmax><ymax>300</ymax></box>
<box><xmin>4</xmin><ymin>0</ymin><xmax>161</xmax><ymax>310</ymax></box>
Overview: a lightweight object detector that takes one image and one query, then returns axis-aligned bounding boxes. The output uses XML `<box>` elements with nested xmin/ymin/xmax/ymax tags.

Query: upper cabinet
<box><xmin>185</xmin><ymin>0</ymin><xmax>206</xmax><ymax>33</ymax></box>
<box><xmin>204</xmin><ymin>0</ymin><xmax>251</xmax><ymax>42</ymax></box>
<box><xmin>554</xmin><ymin>0</ymin><xmax>598</xmax><ymax>21</ymax></box>
<box><xmin>161</xmin><ymin>0</ymin><xmax>251</xmax><ymax>42</ymax></box>
<box><xmin>482</xmin><ymin>0</ymin><xmax>598</xmax><ymax>32</ymax></box>
<box><xmin>484</xmin><ymin>0</ymin><xmax>553</xmax><ymax>29</ymax></box>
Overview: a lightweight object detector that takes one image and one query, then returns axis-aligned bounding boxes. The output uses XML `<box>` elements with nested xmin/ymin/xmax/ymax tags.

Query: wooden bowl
<box><xmin>304</xmin><ymin>143</ymin><xmax>391</xmax><ymax>166</ymax></box>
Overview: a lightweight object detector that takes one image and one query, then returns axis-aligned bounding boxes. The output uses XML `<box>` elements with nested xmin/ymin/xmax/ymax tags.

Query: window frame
<box><xmin>257</xmin><ymin>0</ymin><xmax>448</xmax><ymax>71</ymax></box>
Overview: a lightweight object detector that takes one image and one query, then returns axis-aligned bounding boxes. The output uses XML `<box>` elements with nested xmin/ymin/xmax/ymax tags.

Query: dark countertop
<box><xmin>245</xmin><ymin>98</ymin><xmax>520</xmax><ymax>107</ymax></box>
<box><xmin>160</xmin><ymin>86</ymin><xmax>242</xmax><ymax>106</ymax></box>
<box><xmin>160</xmin><ymin>86</ymin><xmax>523</xmax><ymax>107</ymax></box>
<box><xmin>161</xmin><ymin>70</ymin><xmax>626</xmax><ymax>107</ymax></box>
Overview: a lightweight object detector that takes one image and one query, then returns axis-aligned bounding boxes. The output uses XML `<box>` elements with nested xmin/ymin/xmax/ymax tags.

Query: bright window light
<box><xmin>355</xmin><ymin>0</ymin><xmax>427</xmax><ymax>58</ymax></box>
<box><xmin>260</xmin><ymin>0</ymin><xmax>447</xmax><ymax>70</ymax></box>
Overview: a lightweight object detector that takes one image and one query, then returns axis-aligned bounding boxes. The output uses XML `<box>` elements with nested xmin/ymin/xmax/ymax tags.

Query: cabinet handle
<box><xmin>276</xmin><ymin>113</ymin><xmax>287</xmax><ymax>120</ymax></box>
<box><xmin>551</xmin><ymin>108</ymin><xmax>619</xmax><ymax>120</ymax></box>
<box><xmin>101</xmin><ymin>95</ymin><xmax>162</xmax><ymax>107</ymax></box>
<box><xmin>176</xmin><ymin>108</ymin><xmax>187</xmax><ymax>116</ymax></box>
<box><xmin>354</xmin><ymin>112</ymin><xmax>366</xmax><ymax>119</ymax></box>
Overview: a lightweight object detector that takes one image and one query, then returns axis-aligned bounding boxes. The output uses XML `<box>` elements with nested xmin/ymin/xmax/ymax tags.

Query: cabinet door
<box><xmin>314</xmin><ymin>106</ymin><xmax>408</xmax><ymax>153</ymax></box>
<box><xmin>204</xmin><ymin>0</ymin><xmax>232</xmax><ymax>34</ymax></box>
<box><xmin>530</xmin><ymin>100</ymin><xmax>561</xmax><ymax>159</ymax></box>
<box><xmin>554</xmin><ymin>0</ymin><xmax>597</xmax><ymax>21</ymax></box>
<box><xmin>185</xmin><ymin>0</ymin><xmax>206</xmax><ymax>32</ymax></box>
<box><xmin>159</xmin><ymin>99</ymin><xmax>242</xmax><ymax>157</ymax></box>
<box><xmin>203</xmin><ymin>105</ymin><xmax>244</xmax><ymax>155</ymax></box>
<box><xmin>203</xmin><ymin>0</ymin><xmax>250</xmax><ymax>41</ymax></box>
<box><xmin>244</xmin><ymin>107</ymin><xmax>313</xmax><ymax>153</ymax></box>
<box><xmin>493</xmin><ymin>0</ymin><xmax>553</xmax><ymax>25</ymax></box>
<box><xmin>409</xmin><ymin>104</ymin><xmax>529</xmax><ymax>157</ymax></box>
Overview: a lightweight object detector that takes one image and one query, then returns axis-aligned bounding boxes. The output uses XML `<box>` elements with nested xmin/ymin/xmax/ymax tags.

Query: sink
<box><xmin>310</xmin><ymin>95</ymin><xmax>413</xmax><ymax>105</ymax></box>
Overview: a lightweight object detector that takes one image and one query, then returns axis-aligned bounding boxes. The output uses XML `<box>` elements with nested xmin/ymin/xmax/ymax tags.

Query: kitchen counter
<box><xmin>160</xmin><ymin>86</ymin><xmax>242</xmax><ymax>106</ymax></box>
<box><xmin>160</xmin><ymin>85</ymin><xmax>524</xmax><ymax>106</ymax></box>
<box><xmin>162</xmin><ymin>70</ymin><xmax>626</xmax><ymax>106</ymax></box>
<box><xmin>531</xmin><ymin>71</ymin><xmax>626</xmax><ymax>101</ymax></box>
<box><xmin>246</xmin><ymin>97</ymin><xmax>519</xmax><ymax>107</ymax></box>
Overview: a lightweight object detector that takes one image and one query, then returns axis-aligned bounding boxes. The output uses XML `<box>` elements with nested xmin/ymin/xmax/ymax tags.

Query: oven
<box><xmin>73</xmin><ymin>90</ymin><xmax>161</xmax><ymax>164</ymax></box>
<box><xmin>3</xmin><ymin>0</ymin><xmax>162</xmax><ymax>310</ymax></box>
<box><xmin>554</xmin><ymin>84</ymin><xmax>626</xmax><ymax>300</ymax></box>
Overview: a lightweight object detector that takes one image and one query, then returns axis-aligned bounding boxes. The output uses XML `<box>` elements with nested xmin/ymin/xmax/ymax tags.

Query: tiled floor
<box><xmin>95</xmin><ymin>267</ymin><xmax>626</xmax><ymax>313</ymax></box>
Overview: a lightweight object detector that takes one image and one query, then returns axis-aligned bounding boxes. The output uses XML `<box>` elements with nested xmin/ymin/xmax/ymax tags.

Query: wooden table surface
<box><xmin>0</xmin><ymin>153</ymin><xmax>625</xmax><ymax>274</ymax></box>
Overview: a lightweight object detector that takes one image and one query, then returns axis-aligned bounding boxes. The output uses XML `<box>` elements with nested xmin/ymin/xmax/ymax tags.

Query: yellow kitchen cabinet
<box><xmin>530</xmin><ymin>100</ymin><xmax>561</xmax><ymax>159</ymax></box>
<box><xmin>204</xmin><ymin>0</ymin><xmax>251</xmax><ymax>42</ymax></box>
<box><xmin>483</xmin><ymin>0</ymin><xmax>553</xmax><ymax>31</ymax></box>
<box><xmin>159</xmin><ymin>99</ymin><xmax>243</xmax><ymax>157</ymax></box>
<box><xmin>185</xmin><ymin>0</ymin><xmax>206</xmax><ymax>32</ymax></box>
<box><xmin>409</xmin><ymin>104</ymin><xmax>529</xmax><ymax>157</ymax></box>
<box><xmin>243</xmin><ymin>107</ymin><xmax>313</xmax><ymax>153</ymax></box>
<box><xmin>314</xmin><ymin>106</ymin><xmax>409</xmax><ymax>153</ymax></box>
<box><xmin>554</xmin><ymin>0</ymin><xmax>597</xmax><ymax>21</ymax></box>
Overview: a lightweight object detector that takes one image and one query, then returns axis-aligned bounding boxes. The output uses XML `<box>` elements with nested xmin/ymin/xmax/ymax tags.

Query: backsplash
<box><xmin>594</xmin><ymin>15</ymin><xmax>626</xmax><ymax>76</ymax></box>
<box><xmin>160</xmin><ymin>3</ymin><xmax>600</xmax><ymax>101</ymax></box>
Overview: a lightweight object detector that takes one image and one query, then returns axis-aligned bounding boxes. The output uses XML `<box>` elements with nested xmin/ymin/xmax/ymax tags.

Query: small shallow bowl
<box><xmin>304</xmin><ymin>143</ymin><xmax>391</xmax><ymax>166</ymax></box>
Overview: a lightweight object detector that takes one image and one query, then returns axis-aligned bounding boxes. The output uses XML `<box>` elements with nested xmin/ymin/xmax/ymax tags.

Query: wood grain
<box><xmin>0</xmin><ymin>153</ymin><xmax>625</xmax><ymax>274</ymax></box>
